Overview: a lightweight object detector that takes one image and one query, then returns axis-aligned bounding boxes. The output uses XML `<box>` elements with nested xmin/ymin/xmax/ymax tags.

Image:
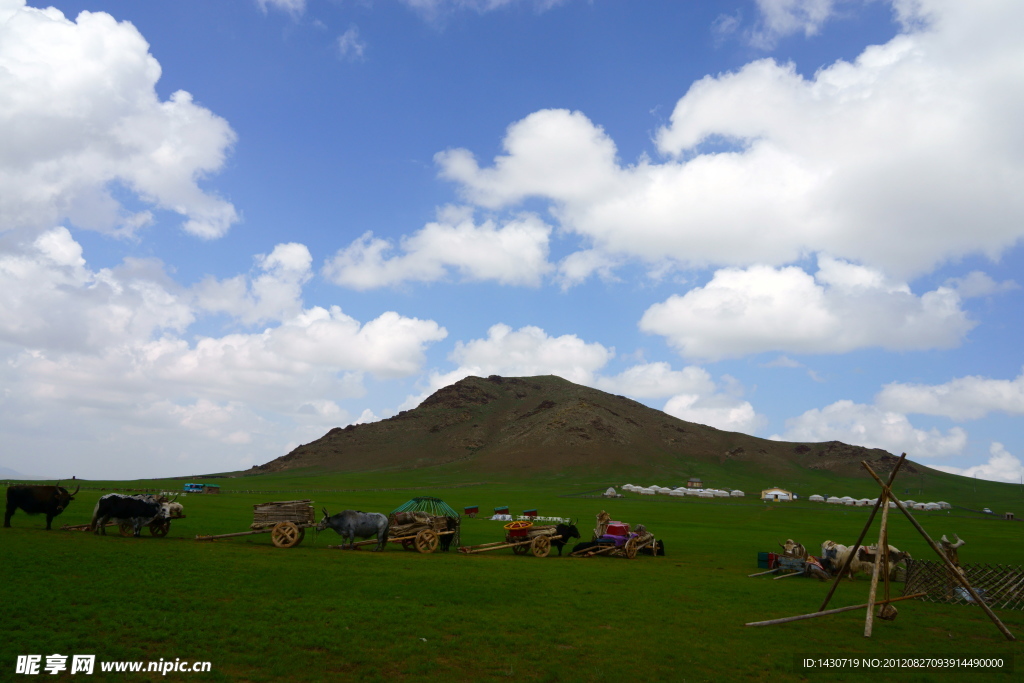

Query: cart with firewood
<box><xmin>194</xmin><ymin>500</ymin><xmax>315</xmax><ymax>548</ymax></box>
<box><xmin>457</xmin><ymin>520</ymin><xmax>563</xmax><ymax>558</ymax></box>
<box><xmin>569</xmin><ymin>513</ymin><xmax>657</xmax><ymax>559</ymax></box>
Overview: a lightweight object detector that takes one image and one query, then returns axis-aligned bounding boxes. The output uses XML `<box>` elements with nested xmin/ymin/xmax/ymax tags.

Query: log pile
<box><xmin>251</xmin><ymin>500</ymin><xmax>315</xmax><ymax>529</ymax></box>
<box><xmin>389</xmin><ymin>511</ymin><xmax>450</xmax><ymax>538</ymax></box>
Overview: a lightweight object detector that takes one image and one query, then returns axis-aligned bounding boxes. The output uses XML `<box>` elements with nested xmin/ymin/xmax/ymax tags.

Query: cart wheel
<box><xmin>119</xmin><ymin>523</ymin><xmax>135</xmax><ymax>537</ymax></box>
<box><xmin>531</xmin><ymin>535</ymin><xmax>551</xmax><ymax>558</ymax></box>
<box><xmin>149</xmin><ymin>520</ymin><xmax>170</xmax><ymax>537</ymax></box>
<box><xmin>623</xmin><ymin>537</ymin><xmax>638</xmax><ymax>559</ymax></box>
<box><xmin>512</xmin><ymin>542</ymin><xmax>529</xmax><ymax>555</ymax></box>
<box><xmin>401</xmin><ymin>539</ymin><xmax>415</xmax><ymax>551</ymax></box>
<box><xmin>415</xmin><ymin>529</ymin><xmax>439</xmax><ymax>554</ymax></box>
<box><xmin>271</xmin><ymin>522</ymin><xmax>302</xmax><ymax>548</ymax></box>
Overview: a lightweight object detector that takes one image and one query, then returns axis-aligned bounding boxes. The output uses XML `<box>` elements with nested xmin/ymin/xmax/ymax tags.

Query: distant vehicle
<box><xmin>183</xmin><ymin>483</ymin><xmax>205</xmax><ymax>493</ymax></box>
<box><xmin>982</xmin><ymin>507</ymin><xmax>993</xmax><ymax>514</ymax></box>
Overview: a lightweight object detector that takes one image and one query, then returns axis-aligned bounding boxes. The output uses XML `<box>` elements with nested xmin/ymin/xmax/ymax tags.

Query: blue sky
<box><xmin>1</xmin><ymin>0</ymin><xmax>1023</xmax><ymax>482</ymax></box>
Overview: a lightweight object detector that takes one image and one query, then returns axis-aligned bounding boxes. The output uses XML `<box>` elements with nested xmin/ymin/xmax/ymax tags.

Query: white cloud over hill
<box><xmin>877</xmin><ymin>369</ymin><xmax>1024</xmax><ymax>420</ymax></box>
<box><xmin>640</xmin><ymin>257</ymin><xmax>974</xmax><ymax>361</ymax></box>
<box><xmin>774</xmin><ymin>399</ymin><xmax>968</xmax><ymax>459</ymax></box>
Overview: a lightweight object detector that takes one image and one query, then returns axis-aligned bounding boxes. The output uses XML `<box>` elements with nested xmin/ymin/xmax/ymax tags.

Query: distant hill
<box><xmin>249</xmin><ymin>375</ymin><xmax>919</xmax><ymax>481</ymax></box>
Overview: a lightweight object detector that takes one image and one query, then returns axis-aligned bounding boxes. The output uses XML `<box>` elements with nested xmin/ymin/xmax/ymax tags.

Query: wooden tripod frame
<box><xmin>747</xmin><ymin>452</ymin><xmax>1016</xmax><ymax>641</ymax></box>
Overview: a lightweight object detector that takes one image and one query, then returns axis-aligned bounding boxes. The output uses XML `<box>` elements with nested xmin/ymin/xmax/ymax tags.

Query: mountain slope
<box><xmin>249</xmin><ymin>375</ymin><xmax>917</xmax><ymax>480</ymax></box>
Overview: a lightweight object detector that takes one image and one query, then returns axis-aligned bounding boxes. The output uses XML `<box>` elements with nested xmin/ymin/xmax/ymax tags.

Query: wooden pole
<box><xmin>864</xmin><ymin>488</ymin><xmax>891</xmax><ymax>637</ymax></box>
<box><xmin>861</xmin><ymin>462</ymin><xmax>1016</xmax><ymax>642</ymax></box>
<box><xmin>747</xmin><ymin>593</ymin><xmax>927</xmax><ymax>627</ymax></box>
<box><xmin>748</xmin><ymin>568</ymin><xmax>781</xmax><ymax>577</ymax></box>
<box><xmin>818</xmin><ymin>453</ymin><xmax>907</xmax><ymax>612</ymax></box>
<box><xmin>194</xmin><ymin>528</ymin><xmax>271</xmax><ymax>541</ymax></box>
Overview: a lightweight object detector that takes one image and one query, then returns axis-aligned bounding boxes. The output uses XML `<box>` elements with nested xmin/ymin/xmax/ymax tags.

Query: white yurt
<box><xmin>808</xmin><ymin>494</ymin><xmax>825</xmax><ymax>502</ymax></box>
<box><xmin>888</xmin><ymin>500</ymin><xmax>897</xmax><ymax>508</ymax></box>
<box><xmin>730</xmin><ymin>490</ymin><xmax>745</xmax><ymax>497</ymax></box>
<box><xmin>937</xmin><ymin>501</ymin><xmax>952</xmax><ymax>509</ymax></box>
<box><xmin>857</xmin><ymin>498</ymin><xmax>872</xmax><ymax>506</ymax></box>
<box><xmin>904</xmin><ymin>500</ymin><xmax>917</xmax><ymax>506</ymax></box>
<box><xmin>924</xmin><ymin>502</ymin><xmax>941</xmax><ymax>511</ymax></box>
<box><xmin>698</xmin><ymin>491</ymin><xmax>715</xmax><ymax>498</ymax></box>
<box><xmin>912</xmin><ymin>502</ymin><xmax>928</xmax><ymax>510</ymax></box>
<box><xmin>826</xmin><ymin>496</ymin><xmax>843</xmax><ymax>504</ymax></box>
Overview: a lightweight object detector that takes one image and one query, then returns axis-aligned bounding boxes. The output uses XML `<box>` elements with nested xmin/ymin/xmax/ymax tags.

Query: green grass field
<box><xmin>3</xmin><ymin>468</ymin><xmax>1023</xmax><ymax>681</ymax></box>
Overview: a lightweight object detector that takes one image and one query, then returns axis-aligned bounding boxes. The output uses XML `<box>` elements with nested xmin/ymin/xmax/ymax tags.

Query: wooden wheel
<box><xmin>623</xmin><ymin>537</ymin><xmax>638</xmax><ymax>559</ymax></box>
<box><xmin>531</xmin><ymin>535</ymin><xmax>551</xmax><ymax>558</ymax></box>
<box><xmin>512</xmin><ymin>542</ymin><xmax>529</xmax><ymax>555</ymax></box>
<box><xmin>119</xmin><ymin>523</ymin><xmax>134</xmax><ymax>537</ymax></box>
<box><xmin>271</xmin><ymin>521</ymin><xmax>302</xmax><ymax>548</ymax></box>
<box><xmin>414</xmin><ymin>529</ymin><xmax>439</xmax><ymax>554</ymax></box>
<box><xmin>149</xmin><ymin>520</ymin><xmax>170</xmax><ymax>537</ymax></box>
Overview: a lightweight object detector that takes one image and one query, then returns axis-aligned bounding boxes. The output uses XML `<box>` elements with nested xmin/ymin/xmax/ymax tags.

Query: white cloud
<box><xmin>594</xmin><ymin>362</ymin><xmax>715</xmax><ymax>399</ymax></box>
<box><xmin>0</xmin><ymin>227</ymin><xmax>193</xmax><ymax>352</ymax></box>
<box><xmin>400</xmin><ymin>0</ymin><xmax>569</xmax><ymax>17</ymax></box>
<box><xmin>323</xmin><ymin>207</ymin><xmax>552</xmax><ymax>289</ymax></box>
<box><xmin>663</xmin><ymin>393</ymin><xmax>766</xmax><ymax>434</ymax></box>
<box><xmin>436</xmin><ymin>1</ymin><xmax>1024</xmax><ymax>281</ymax></box>
<box><xmin>943</xmin><ymin>271</ymin><xmax>1018</xmax><ymax>299</ymax></box>
<box><xmin>0</xmin><ymin>227</ymin><xmax>448</xmax><ymax>477</ymax></box>
<box><xmin>0</xmin><ymin>1</ymin><xmax>238</xmax><ymax>238</ymax></box>
<box><xmin>257</xmin><ymin>0</ymin><xmax>306</xmax><ymax>15</ymax></box>
<box><xmin>337</xmin><ymin>25</ymin><xmax>367</xmax><ymax>61</ymax></box>
<box><xmin>877</xmin><ymin>368</ymin><xmax>1024</xmax><ymax>420</ymax></box>
<box><xmin>194</xmin><ymin>242</ymin><xmax>312</xmax><ymax>324</ymax></box>
<box><xmin>931</xmin><ymin>442</ymin><xmax>1024</xmax><ymax>484</ymax></box>
<box><xmin>639</xmin><ymin>257</ymin><xmax>973</xmax><ymax>361</ymax></box>
<box><xmin>749</xmin><ymin>0</ymin><xmax>842</xmax><ymax>48</ymax></box>
<box><xmin>774</xmin><ymin>399</ymin><xmax>968</xmax><ymax>459</ymax></box>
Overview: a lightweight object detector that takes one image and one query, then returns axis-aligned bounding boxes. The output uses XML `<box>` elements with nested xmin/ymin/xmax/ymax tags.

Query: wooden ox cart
<box><xmin>60</xmin><ymin>512</ymin><xmax>186</xmax><ymax>538</ymax></box>
<box><xmin>569</xmin><ymin>516</ymin><xmax>657</xmax><ymax>559</ymax></box>
<box><xmin>457</xmin><ymin>520</ymin><xmax>563</xmax><ymax>558</ymax></box>
<box><xmin>194</xmin><ymin>500</ymin><xmax>315</xmax><ymax>548</ymax></box>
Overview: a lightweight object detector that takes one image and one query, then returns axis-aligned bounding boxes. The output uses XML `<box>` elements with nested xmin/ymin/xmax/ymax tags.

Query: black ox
<box><xmin>5</xmin><ymin>483</ymin><xmax>80</xmax><ymax>530</ymax></box>
<box><xmin>91</xmin><ymin>493</ymin><xmax>171</xmax><ymax>537</ymax></box>
<box><xmin>550</xmin><ymin>522</ymin><xmax>581</xmax><ymax>556</ymax></box>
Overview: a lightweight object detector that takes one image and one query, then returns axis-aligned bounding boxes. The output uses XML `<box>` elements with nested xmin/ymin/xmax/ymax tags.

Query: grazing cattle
<box><xmin>549</xmin><ymin>521</ymin><xmax>581</xmax><ymax>556</ymax></box>
<box><xmin>91</xmin><ymin>494</ymin><xmax>171</xmax><ymax>537</ymax></box>
<box><xmin>318</xmin><ymin>508</ymin><xmax>389</xmax><ymax>550</ymax></box>
<box><xmin>5</xmin><ymin>483</ymin><xmax>80</xmax><ymax>530</ymax></box>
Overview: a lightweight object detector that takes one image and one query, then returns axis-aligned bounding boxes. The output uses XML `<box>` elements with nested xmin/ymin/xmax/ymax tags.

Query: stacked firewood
<box><xmin>251</xmin><ymin>500</ymin><xmax>315</xmax><ymax>529</ymax></box>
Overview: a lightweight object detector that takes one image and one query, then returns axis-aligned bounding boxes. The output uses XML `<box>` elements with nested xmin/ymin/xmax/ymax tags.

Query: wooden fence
<box><xmin>903</xmin><ymin>559</ymin><xmax>1024</xmax><ymax>611</ymax></box>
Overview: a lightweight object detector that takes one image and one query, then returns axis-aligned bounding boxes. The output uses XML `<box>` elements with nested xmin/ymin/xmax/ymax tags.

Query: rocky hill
<box><xmin>248</xmin><ymin>375</ymin><xmax>916</xmax><ymax>479</ymax></box>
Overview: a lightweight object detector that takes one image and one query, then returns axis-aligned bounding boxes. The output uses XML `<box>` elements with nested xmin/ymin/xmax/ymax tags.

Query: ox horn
<box><xmin>940</xmin><ymin>534</ymin><xmax>950</xmax><ymax>544</ymax></box>
<box><xmin>321</xmin><ymin>507</ymin><xmax>330</xmax><ymax>519</ymax></box>
<box><xmin>952</xmin><ymin>534</ymin><xmax>965</xmax><ymax>548</ymax></box>
<box><xmin>70</xmin><ymin>485</ymin><xmax>80</xmax><ymax>497</ymax></box>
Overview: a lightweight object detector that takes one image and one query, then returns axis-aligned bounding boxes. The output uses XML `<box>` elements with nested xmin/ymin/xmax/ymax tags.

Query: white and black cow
<box><xmin>91</xmin><ymin>494</ymin><xmax>171</xmax><ymax>537</ymax></box>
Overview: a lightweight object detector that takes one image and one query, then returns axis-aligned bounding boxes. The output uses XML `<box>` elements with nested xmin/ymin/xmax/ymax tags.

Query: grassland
<box><xmin>2</xmin><ymin>468</ymin><xmax>1023</xmax><ymax>681</ymax></box>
